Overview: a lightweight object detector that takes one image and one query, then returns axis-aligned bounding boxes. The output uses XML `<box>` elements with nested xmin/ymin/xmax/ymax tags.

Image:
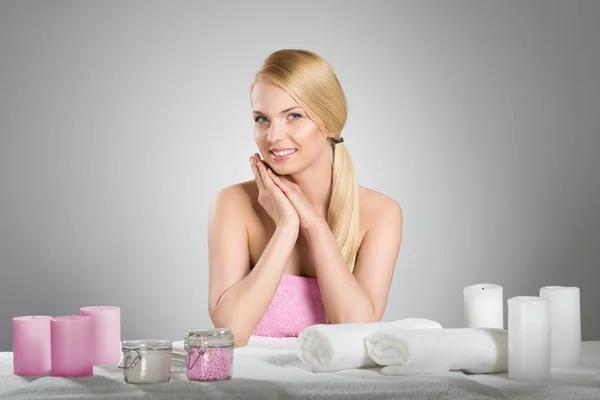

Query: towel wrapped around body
<box><xmin>297</xmin><ymin>318</ymin><xmax>442</xmax><ymax>372</ymax></box>
<box><xmin>365</xmin><ymin>327</ymin><xmax>508</xmax><ymax>375</ymax></box>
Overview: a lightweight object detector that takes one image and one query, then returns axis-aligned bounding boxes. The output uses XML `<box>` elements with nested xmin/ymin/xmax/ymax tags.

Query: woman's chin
<box><xmin>271</xmin><ymin>167</ymin><xmax>290</xmax><ymax>177</ymax></box>
<box><xmin>266</xmin><ymin>157</ymin><xmax>302</xmax><ymax>177</ymax></box>
<box><xmin>266</xmin><ymin>161</ymin><xmax>291</xmax><ymax>175</ymax></box>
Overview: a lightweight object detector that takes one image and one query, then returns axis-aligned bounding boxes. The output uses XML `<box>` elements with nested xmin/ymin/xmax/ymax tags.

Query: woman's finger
<box><xmin>267</xmin><ymin>169</ymin><xmax>291</xmax><ymax>193</ymax></box>
<box><xmin>250</xmin><ymin>156</ymin><xmax>266</xmax><ymax>191</ymax></box>
<box><xmin>257</xmin><ymin>160</ymin><xmax>278</xmax><ymax>190</ymax></box>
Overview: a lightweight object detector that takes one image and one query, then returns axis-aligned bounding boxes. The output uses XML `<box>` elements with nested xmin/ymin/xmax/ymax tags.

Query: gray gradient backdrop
<box><xmin>1</xmin><ymin>0</ymin><xmax>599</xmax><ymax>351</ymax></box>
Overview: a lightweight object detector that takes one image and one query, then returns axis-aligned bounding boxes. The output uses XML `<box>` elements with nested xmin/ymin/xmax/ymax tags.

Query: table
<box><xmin>1</xmin><ymin>337</ymin><xmax>599</xmax><ymax>399</ymax></box>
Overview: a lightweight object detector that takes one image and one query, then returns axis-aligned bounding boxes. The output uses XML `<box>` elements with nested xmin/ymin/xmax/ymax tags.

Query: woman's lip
<box><xmin>270</xmin><ymin>150</ymin><xmax>297</xmax><ymax>162</ymax></box>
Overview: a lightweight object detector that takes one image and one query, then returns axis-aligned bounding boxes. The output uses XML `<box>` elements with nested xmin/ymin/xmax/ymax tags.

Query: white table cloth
<box><xmin>1</xmin><ymin>336</ymin><xmax>599</xmax><ymax>399</ymax></box>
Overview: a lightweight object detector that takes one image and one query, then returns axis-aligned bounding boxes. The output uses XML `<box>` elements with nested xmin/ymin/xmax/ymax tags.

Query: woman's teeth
<box><xmin>271</xmin><ymin>149</ymin><xmax>297</xmax><ymax>156</ymax></box>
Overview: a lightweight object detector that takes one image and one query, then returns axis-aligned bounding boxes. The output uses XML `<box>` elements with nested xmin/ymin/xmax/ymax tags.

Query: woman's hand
<box><xmin>266</xmin><ymin>167</ymin><xmax>327</xmax><ymax>232</ymax></box>
<box><xmin>250</xmin><ymin>153</ymin><xmax>299</xmax><ymax>230</ymax></box>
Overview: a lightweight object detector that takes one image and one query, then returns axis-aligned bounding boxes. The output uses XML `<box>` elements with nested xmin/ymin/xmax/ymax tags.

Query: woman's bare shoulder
<box><xmin>358</xmin><ymin>185</ymin><xmax>403</xmax><ymax>226</ymax></box>
<box><xmin>212</xmin><ymin>179</ymin><xmax>257</xmax><ymax>200</ymax></box>
<box><xmin>209</xmin><ymin>179</ymin><xmax>260</xmax><ymax>218</ymax></box>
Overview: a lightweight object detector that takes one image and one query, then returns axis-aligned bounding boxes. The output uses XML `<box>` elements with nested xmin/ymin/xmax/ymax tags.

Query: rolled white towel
<box><xmin>297</xmin><ymin>318</ymin><xmax>442</xmax><ymax>372</ymax></box>
<box><xmin>364</xmin><ymin>327</ymin><xmax>508</xmax><ymax>376</ymax></box>
<box><xmin>163</xmin><ymin>340</ymin><xmax>186</xmax><ymax>372</ymax></box>
<box><xmin>172</xmin><ymin>340</ymin><xmax>186</xmax><ymax>356</ymax></box>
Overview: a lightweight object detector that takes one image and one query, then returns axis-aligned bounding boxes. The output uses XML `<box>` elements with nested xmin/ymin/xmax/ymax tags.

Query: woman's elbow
<box><xmin>328</xmin><ymin>310</ymin><xmax>381</xmax><ymax>325</ymax></box>
<box><xmin>209</xmin><ymin>314</ymin><xmax>250</xmax><ymax>348</ymax></box>
<box><xmin>234</xmin><ymin>334</ymin><xmax>250</xmax><ymax>348</ymax></box>
<box><xmin>223</xmin><ymin>324</ymin><xmax>250</xmax><ymax>348</ymax></box>
<box><xmin>330</xmin><ymin>316</ymin><xmax>376</xmax><ymax>325</ymax></box>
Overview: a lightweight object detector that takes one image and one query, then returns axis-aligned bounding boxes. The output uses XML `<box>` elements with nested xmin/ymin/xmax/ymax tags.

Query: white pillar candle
<box><xmin>463</xmin><ymin>283</ymin><xmax>503</xmax><ymax>329</ymax></box>
<box><xmin>508</xmin><ymin>296</ymin><xmax>551</xmax><ymax>381</ymax></box>
<box><xmin>539</xmin><ymin>286</ymin><xmax>581</xmax><ymax>367</ymax></box>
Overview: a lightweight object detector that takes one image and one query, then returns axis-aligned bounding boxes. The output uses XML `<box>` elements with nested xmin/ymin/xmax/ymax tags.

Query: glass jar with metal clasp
<box><xmin>118</xmin><ymin>339</ymin><xmax>173</xmax><ymax>384</ymax></box>
<box><xmin>184</xmin><ymin>328</ymin><xmax>234</xmax><ymax>381</ymax></box>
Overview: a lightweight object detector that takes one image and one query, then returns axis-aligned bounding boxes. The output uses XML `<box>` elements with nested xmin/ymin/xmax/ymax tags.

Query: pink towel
<box><xmin>253</xmin><ymin>274</ymin><xmax>325</xmax><ymax>337</ymax></box>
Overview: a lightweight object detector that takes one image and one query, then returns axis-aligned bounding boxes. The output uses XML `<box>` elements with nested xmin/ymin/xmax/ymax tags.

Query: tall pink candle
<box><xmin>80</xmin><ymin>306</ymin><xmax>121</xmax><ymax>365</ymax></box>
<box><xmin>51</xmin><ymin>315</ymin><xmax>93</xmax><ymax>377</ymax></box>
<box><xmin>12</xmin><ymin>316</ymin><xmax>52</xmax><ymax>376</ymax></box>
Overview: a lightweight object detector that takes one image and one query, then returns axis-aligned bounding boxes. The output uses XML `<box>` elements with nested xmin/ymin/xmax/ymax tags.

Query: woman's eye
<box><xmin>254</xmin><ymin>114</ymin><xmax>301</xmax><ymax>123</ymax></box>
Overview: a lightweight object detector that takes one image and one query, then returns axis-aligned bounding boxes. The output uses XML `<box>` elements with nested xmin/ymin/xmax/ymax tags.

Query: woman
<box><xmin>207</xmin><ymin>49</ymin><xmax>403</xmax><ymax>347</ymax></box>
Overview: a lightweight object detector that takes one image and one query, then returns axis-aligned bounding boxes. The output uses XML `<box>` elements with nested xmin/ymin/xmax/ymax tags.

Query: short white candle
<box><xmin>508</xmin><ymin>296</ymin><xmax>551</xmax><ymax>381</ymax></box>
<box><xmin>539</xmin><ymin>286</ymin><xmax>581</xmax><ymax>367</ymax></box>
<box><xmin>463</xmin><ymin>283</ymin><xmax>503</xmax><ymax>329</ymax></box>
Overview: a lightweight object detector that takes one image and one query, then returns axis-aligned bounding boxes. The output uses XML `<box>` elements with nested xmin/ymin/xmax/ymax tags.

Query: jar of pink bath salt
<box><xmin>184</xmin><ymin>328</ymin><xmax>234</xmax><ymax>381</ymax></box>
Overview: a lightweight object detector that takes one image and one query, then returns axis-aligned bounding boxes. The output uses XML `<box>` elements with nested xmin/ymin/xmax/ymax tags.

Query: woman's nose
<box><xmin>267</xmin><ymin>120</ymin><xmax>287</xmax><ymax>142</ymax></box>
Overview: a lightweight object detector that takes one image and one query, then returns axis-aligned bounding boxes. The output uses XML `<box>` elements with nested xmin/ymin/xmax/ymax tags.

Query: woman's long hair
<box><xmin>250</xmin><ymin>49</ymin><xmax>360</xmax><ymax>271</ymax></box>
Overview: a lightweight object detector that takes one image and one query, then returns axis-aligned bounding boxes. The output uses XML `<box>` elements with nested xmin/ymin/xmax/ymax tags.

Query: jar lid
<box><xmin>185</xmin><ymin>328</ymin><xmax>232</xmax><ymax>338</ymax></box>
<box><xmin>121</xmin><ymin>339</ymin><xmax>173</xmax><ymax>351</ymax></box>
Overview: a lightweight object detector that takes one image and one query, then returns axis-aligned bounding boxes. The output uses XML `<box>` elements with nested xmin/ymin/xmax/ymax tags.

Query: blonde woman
<box><xmin>207</xmin><ymin>49</ymin><xmax>403</xmax><ymax>347</ymax></box>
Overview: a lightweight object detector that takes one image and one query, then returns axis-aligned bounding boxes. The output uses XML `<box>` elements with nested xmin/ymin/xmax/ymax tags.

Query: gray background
<box><xmin>1</xmin><ymin>0</ymin><xmax>598</xmax><ymax>351</ymax></box>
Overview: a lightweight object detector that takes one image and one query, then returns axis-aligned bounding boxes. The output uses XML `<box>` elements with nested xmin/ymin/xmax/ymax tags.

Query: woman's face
<box><xmin>251</xmin><ymin>79</ymin><xmax>330</xmax><ymax>175</ymax></box>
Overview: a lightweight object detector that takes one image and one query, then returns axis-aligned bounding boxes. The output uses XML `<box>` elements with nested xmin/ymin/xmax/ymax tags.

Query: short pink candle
<box><xmin>12</xmin><ymin>316</ymin><xmax>52</xmax><ymax>376</ymax></box>
<box><xmin>50</xmin><ymin>315</ymin><xmax>93</xmax><ymax>377</ymax></box>
<box><xmin>80</xmin><ymin>305</ymin><xmax>121</xmax><ymax>365</ymax></box>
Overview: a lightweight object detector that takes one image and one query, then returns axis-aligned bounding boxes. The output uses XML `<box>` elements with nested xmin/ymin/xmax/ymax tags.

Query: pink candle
<box><xmin>80</xmin><ymin>306</ymin><xmax>121</xmax><ymax>365</ymax></box>
<box><xmin>50</xmin><ymin>315</ymin><xmax>93</xmax><ymax>377</ymax></box>
<box><xmin>12</xmin><ymin>316</ymin><xmax>52</xmax><ymax>376</ymax></box>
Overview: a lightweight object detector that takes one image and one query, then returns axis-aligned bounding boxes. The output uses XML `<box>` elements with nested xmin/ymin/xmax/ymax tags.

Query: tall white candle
<box><xmin>463</xmin><ymin>283</ymin><xmax>503</xmax><ymax>329</ymax></box>
<box><xmin>508</xmin><ymin>296</ymin><xmax>551</xmax><ymax>381</ymax></box>
<box><xmin>539</xmin><ymin>286</ymin><xmax>581</xmax><ymax>367</ymax></box>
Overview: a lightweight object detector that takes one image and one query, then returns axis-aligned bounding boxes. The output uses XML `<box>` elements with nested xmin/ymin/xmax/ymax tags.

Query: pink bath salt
<box><xmin>186</xmin><ymin>347</ymin><xmax>233</xmax><ymax>381</ymax></box>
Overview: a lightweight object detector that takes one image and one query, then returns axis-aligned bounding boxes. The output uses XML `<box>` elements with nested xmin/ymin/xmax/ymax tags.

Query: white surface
<box><xmin>1</xmin><ymin>337</ymin><xmax>599</xmax><ymax>399</ymax></box>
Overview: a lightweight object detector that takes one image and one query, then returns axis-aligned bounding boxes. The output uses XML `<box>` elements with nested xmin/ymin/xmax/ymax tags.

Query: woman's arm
<box><xmin>207</xmin><ymin>186</ymin><xmax>298</xmax><ymax>347</ymax></box>
<box><xmin>303</xmin><ymin>198</ymin><xmax>403</xmax><ymax>324</ymax></box>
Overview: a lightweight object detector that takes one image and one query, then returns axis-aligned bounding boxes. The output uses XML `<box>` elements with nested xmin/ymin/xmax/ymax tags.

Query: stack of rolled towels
<box><xmin>297</xmin><ymin>318</ymin><xmax>508</xmax><ymax>375</ymax></box>
<box><xmin>171</xmin><ymin>341</ymin><xmax>187</xmax><ymax>371</ymax></box>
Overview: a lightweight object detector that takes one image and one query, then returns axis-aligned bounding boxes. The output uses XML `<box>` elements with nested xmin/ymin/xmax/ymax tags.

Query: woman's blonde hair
<box><xmin>250</xmin><ymin>49</ymin><xmax>360</xmax><ymax>271</ymax></box>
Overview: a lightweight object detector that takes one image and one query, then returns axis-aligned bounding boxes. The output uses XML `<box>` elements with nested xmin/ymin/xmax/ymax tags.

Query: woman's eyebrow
<box><xmin>252</xmin><ymin>106</ymin><xmax>301</xmax><ymax>115</ymax></box>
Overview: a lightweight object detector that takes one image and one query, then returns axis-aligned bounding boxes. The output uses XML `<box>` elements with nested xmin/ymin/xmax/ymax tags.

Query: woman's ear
<box><xmin>321</xmin><ymin>130</ymin><xmax>336</xmax><ymax>140</ymax></box>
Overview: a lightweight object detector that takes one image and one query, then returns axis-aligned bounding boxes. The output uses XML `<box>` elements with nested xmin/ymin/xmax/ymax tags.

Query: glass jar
<box><xmin>184</xmin><ymin>328</ymin><xmax>234</xmax><ymax>381</ymax></box>
<box><xmin>118</xmin><ymin>340</ymin><xmax>172</xmax><ymax>384</ymax></box>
